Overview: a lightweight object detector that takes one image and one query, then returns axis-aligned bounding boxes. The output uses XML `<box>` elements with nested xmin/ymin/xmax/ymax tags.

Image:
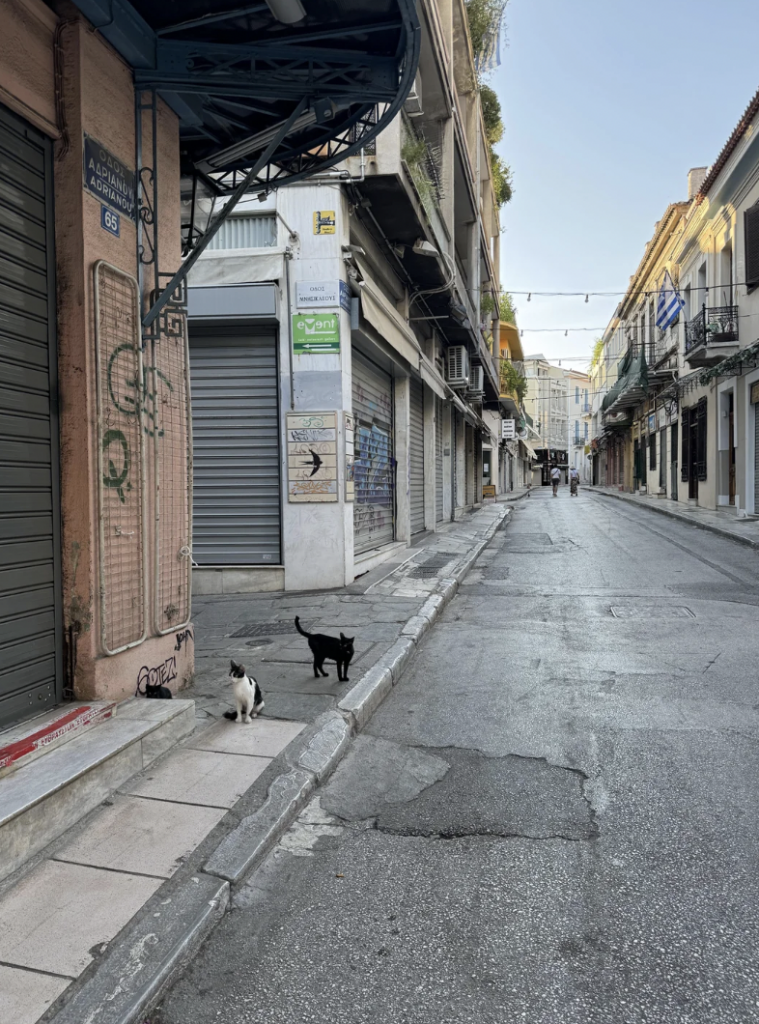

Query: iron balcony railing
<box><xmin>685</xmin><ymin>305</ymin><xmax>739</xmax><ymax>354</ymax></box>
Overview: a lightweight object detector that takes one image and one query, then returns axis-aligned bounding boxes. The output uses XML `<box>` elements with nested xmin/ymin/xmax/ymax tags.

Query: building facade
<box><xmin>590</xmin><ymin>86</ymin><xmax>759</xmax><ymax>517</ymax></box>
<box><xmin>0</xmin><ymin>0</ymin><xmax>419</xmax><ymax>725</ymax></box>
<box><xmin>184</xmin><ymin>0</ymin><xmax>505</xmax><ymax>595</ymax></box>
<box><xmin>523</xmin><ymin>354</ymin><xmax>569</xmax><ymax>483</ymax></box>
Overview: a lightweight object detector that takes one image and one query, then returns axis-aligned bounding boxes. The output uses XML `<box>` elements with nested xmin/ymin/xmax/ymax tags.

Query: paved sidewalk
<box><xmin>188</xmin><ymin>502</ymin><xmax>513</xmax><ymax>727</ymax></box>
<box><xmin>0</xmin><ymin>502</ymin><xmax>510</xmax><ymax>1024</ymax></box>
<box><xmin>586</xmin><ymin>485</ymin><xmax>759</xmax><ymax>549</ymax></box>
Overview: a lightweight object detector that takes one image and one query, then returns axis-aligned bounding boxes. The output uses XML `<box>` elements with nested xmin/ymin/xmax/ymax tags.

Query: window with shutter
<box><xmin>745</xmin><ymin>205</ymin><xmax>759</xmax><ymax>291</ymax></box>
<box><xmin>681</xmin><ymin>406</ymin><xmax>690</xmax><ymax>481</ymax></box>
<box><xmin>696</xmin><ymin>398</ymin><xmax>707</xmax><ymax>481</ymax></box>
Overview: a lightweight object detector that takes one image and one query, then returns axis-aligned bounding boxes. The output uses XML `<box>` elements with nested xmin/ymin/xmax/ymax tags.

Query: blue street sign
<box><xmin>101</xmin><ymin>206</ymin><xmax>120</xmax><ymax>237</ymax></box>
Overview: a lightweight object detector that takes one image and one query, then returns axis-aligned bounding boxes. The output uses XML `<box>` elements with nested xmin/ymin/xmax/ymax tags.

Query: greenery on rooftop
<box><xmin>499</xmin><ymin>292</ymin><xmax>517</xmax><ymax>324</ymax></box>
<box><xmin>590</xmin><ymin>337</ymin><xmax>604</xmax><ymax>369</ymax></box>
<box><xmin>465</xmin><ymin>1</ymin><xmax>513</xmax><ymax>208</ymax></box>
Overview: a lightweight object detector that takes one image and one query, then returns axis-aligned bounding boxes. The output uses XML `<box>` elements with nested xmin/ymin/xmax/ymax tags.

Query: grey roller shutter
<box><xmin>189</xmin><ymin>326</ymin><xmax>281</xmax><ymax>565</ymax></box>
<box><xmin>435</xmin><ymin>396</ymin><xmax>444</xmax><ymax>522</ymax></box>
<box><xmin>754</xmin><ymin>406</ymin><xmax>759</xmax><ymax>512</ymax></box>
<box><xmin>465</xmin><ymin>423</ymin><xmax>475</xmax><ymax>505</ymax></box>
<box><xmin>0</xmin><ymin>106</ymin><xmax>61</xmax><ymax>728</ymax></box>
<box><xmin>352</xmin><ymin>350</ymin><xmax>394</xmax><ymax>554</ymax></box>
<box><xmin>409</xmin><ymin>377</ymin><xmax>425</xmax><ymax>534</ymax></box>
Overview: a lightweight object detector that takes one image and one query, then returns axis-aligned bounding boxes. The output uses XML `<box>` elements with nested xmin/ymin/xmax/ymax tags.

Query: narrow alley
<box><xmin>155</xmin><ymin>488</ymin><xmax>759</xmax><ymax>1024</ymax></box>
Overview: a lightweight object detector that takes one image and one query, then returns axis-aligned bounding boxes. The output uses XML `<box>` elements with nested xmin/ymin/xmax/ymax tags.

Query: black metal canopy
<box><xmin>69</xmin><ymin>0</ymin><xmax>419</xmax><ymax>188</ymax></box>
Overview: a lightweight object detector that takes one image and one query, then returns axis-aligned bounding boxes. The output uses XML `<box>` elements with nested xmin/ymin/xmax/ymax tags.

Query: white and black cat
<box><xmin>295</xmin><ymin>617</ymin><xmax>355</xmax><ymax>682</ymax></box>
<box><xmin>223</xmin><ymin>660</ymin><xmax>265</xmax><ymax>723</ymax></box>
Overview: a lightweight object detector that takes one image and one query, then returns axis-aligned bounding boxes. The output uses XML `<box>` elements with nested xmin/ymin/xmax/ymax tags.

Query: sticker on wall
<box><xmin>83</xmin><ymin>134</ymin><xmax>136</xmax><ymax>221</ymax></box>
<box><xmin>292</xmin><ymin>312</ymin><xmax>340</xmax><ymax>354</ymax></box>
<box><xmin>344</xmin><ymin>412</ymin><xmax>355</xmax><ymax>502</ymax></box>
<box><xmin>287</xmin><ymin>413</ymin><xmax>338</xmax><ymax>502</ymax></box>
<box><xmin>313</xmin><ymin>210</ymin><xmax>336</xmax><ymax>234</ymax></box>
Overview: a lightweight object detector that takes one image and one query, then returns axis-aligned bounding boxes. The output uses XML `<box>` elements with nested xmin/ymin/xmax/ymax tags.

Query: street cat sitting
<box><xmin>295</xmin><ymin>617</ymin><xmax>355</xmax><ymax>682</ymax></box>
<box><xmin>223</xmin><ymin>660</ymin><xmax>265</xmax><ymax>723</ymax></box>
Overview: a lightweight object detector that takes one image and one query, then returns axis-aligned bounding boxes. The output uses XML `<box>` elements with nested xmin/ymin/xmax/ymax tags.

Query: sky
<box><xmin>492</xmin><ymin>0</ymin><xmax>759</xmax><ymax>370</ymax></box>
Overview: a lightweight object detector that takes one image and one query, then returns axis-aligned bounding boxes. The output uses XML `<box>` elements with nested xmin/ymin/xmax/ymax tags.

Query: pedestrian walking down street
<box><xmin>570</xmin><ymin>466</ymin><xmax>579</xmax><ymax>497</ymax></box>
<box><xmin>551</xmin><ymin>464</ymin><xmax>561</xmax><ymax>497</ymax></box>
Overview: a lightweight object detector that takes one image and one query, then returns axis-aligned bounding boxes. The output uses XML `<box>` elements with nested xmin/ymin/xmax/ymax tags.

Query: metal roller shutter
<box><xmin>353</xmin><ymin>350</ymin><xmax>394</xmax><ymax>554</ymax></box>
<box><xmin>409</xmin><ymin>378</ymin><xmax>425</xmax><ymax>534</ymax></box>
<box><xmin>435</xmin><ymin>396</ymin><xmax>444</xmax><ymax>522</ymax></box>
<box><xmin>0</xmin><ymin>106</ymin><xmax>61</xmax><ymax>728</ymax></box>
<box><xmin>755</xmin><ymin>405</ymin><xmax>759</xmax><ymax>513</ymax></box>
<box><xmin>465</xmin><ymin>423</ymin><xmax>475</xmax><ymax>505</ymax></box>
<box><xmin>189</xmin><ymin>326</ymin><xmax>281</xmax><ymax>565</ymax></box>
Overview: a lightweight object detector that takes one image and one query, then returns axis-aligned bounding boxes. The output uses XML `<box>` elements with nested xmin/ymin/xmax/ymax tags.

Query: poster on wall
<box><xmin>344</xmin><ymin>412</ymin><xmax>355</xmax><ymax>502</ymax></box>
<box><xmin>292</xmin><ymin>313</ymin><xmax>340</xmax><ymax>354</ymax></box>
<box><xmin>286</xmin><ymin>413</ymin><xmax>338</xmax><ymax>502</ymax></box>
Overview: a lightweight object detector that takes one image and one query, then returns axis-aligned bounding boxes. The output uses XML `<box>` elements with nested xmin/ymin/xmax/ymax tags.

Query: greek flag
<box><xmin>656</xmin><ymin>270</ymin><xmax>684</xmax><ymax>330</ymax></box>
<box><xmin>475</xmin><ymin>11</ymin><xmax>503</xmax><ymax>75</ymax></box>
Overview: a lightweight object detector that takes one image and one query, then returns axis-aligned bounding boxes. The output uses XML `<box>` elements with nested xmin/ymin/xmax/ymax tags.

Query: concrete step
<box><xmin>0</xmin><ymin>698</ymin><xmax>195</xmax><ymax>884</ymax></box>
<box><xmin>0</xmin><ymin>702</ymin><xmax>117</xmax><ymax>778</ymax></box>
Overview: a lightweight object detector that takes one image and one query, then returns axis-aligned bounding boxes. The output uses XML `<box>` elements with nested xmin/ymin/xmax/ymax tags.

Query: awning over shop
<box><xmin>520</xmin><ymin>440</ymin><xmax>538</xmax><ymax>461</ymax></box>
<box><xmin>602</xmin><ymin>348</ymin><xmax>649</xmax><ymax>414</ymax></box>
<box><xmin>359</xmin><ymin>282</ymin><xmax>420</xmax><ymax>369</ymax></box>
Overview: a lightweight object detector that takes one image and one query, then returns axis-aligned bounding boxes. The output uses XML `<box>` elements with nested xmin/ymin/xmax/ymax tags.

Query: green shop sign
<box><xmin>292</xmin><ymin>312</ymin><xmax>340</xmax><ymax>354</ymax></box>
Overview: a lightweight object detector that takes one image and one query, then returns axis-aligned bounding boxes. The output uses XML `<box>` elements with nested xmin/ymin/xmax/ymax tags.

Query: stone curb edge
<box><xmin>585</xmin><ymin>487</ymin><xmax>759</xmax><ymax>551</ymax></box>
<box><xmin>47</xmin><ymin>505</ymin><xmax>508</xmax><ymax>1024</ymax></box>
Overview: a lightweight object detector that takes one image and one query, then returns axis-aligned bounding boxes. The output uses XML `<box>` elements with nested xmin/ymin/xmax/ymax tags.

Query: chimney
<box><xmin>688</xmin><ymin>166</ymin><xmax>709</xmax><ymax>200</ymax></box>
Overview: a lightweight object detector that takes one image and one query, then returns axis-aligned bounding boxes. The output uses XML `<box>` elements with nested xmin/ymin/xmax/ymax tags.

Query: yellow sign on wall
<box><xmin>313</xmin><ymin>211</ymin><xmax>336</xmax><ymax>234</ymax></box>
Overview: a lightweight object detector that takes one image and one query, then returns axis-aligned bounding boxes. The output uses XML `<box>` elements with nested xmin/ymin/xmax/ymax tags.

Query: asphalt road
<box><xmin>156</xmin><ymin>487</ymin><xmax>759</xmax><ymax>1024</ymax></box>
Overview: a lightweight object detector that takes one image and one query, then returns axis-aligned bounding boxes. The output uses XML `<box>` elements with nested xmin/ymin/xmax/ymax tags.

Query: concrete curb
<box><xmin>46</xmin><ymin>874</ymin><xmax>229</xmax><ymax>1024</ymax></box>
<box><xmin>55</xmin><ymin>504</ymin><xmax>508</xmax><ymax>1024</ymax></box>
<box><xmin>586</xmin><ymin>487</ymin><xmax>759</xmax><ymax>551</ymax></box>
<box><xmin>204</xmin><ymin>768</ymin><xmax>315</xmax><ymax>884</ymax></box>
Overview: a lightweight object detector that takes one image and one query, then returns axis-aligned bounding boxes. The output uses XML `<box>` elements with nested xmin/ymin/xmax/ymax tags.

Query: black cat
<box><xmin>136</xmin><ymin>679</ymin><xmax>173</xmax><ymax>699</ymax></box>
<box><xmin>295</xmin><ymin>617</ymin><xmax>355</xmax><ymax>682</ymax></box>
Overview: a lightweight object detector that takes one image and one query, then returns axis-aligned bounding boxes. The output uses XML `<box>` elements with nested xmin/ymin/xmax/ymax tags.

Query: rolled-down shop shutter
<box><xmin>0</xmin><ymin>106</ymin><xmax>62</xmax><ymax>728</ymax></box>
<box><xmin>352</xmin><ymin>350</ymin><xmax>395</xmax><ymax>554</ymax></box>
<box><xmin>465</xmin><ymin>422</ymin><xmax>475</xmax><ymax>505</ymax></box>
<box><xmin>409</xmin><ymin>377</ymin><xmax>425</xmax><ymax>534</ymax></box>
<box><xmin>435</xmin><ymin>396</ymin><xmax>444</xmax><ymax>522</ymax></box>
<box><xmin>189</xmin><ymin>326</ymin><xmax>281</xmax><ymax>565</ymax></box>
<box><xmin>755</xmin><ymin>402</ymin><xmax>759</xmax><ymax>513</ymax></box>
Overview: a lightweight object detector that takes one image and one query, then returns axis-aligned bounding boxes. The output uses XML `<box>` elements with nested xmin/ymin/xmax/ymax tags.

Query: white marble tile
<box><xmin>0</xmin><ymin>860</ymin><xmax>160</xmax><ymax>977</ymax></box>
<box><xmin>124</xmin><ymin>748</ymin><xmax>270</xmax><ymax>808</ymax></box>
<box><xmin>55</xmin><ymin>795</ymin><xmax>225</xmax><ymax>878</ymax></box>
<box><xmin>190</xmin><ymin>718</ymin><xmax>305</xmax><ymax>759</ymax></box>
<box><xmin>0</xmin><ymin>964</ymin><xmax>70</xmax><ymax>1024</ymax></box>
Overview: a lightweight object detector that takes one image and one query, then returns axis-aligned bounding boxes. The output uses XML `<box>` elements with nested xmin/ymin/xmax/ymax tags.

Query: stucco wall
<box><xmin>1</xmin><ymin>4</ymin><xmax>192</xmax><ymax>701</ymax></box>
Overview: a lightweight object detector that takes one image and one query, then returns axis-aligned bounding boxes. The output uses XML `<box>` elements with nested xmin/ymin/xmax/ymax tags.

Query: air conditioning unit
<box><xmin>404</xmin><ymin>71</ymin><xmax>423</xmax><ymax>116</ymax></box>
<box><xmin>446</xmin><ymin>345</ymin><xmax>469</xmax><ymax>387</ymax></box>
<box><xmin>467</xmin><ymin>363</ymin><xmax>484</xmax><ymax>397</ymax></box>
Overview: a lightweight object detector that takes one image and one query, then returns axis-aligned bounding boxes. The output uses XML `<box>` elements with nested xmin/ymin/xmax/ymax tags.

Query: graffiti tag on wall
<box><xmin>136</xmin><ymin>655</ymin><xmax>177</xmax><ymax>694</ymax></box>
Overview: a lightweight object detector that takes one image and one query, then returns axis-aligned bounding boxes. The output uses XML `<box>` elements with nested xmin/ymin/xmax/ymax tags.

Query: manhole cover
<box><xmin>230</xmin><ymin>621</ymin><xmax>312</xmax><ymax>638</ymax></box>
<box><xmin>407</xmin><ymin>565</ymin><xmax>444</xmax><ymax>579</ymax></box>
<box><xmin>610</xmin><ymin>605</ymin><xmax>695</xmax><ymax>619</ymax></box>
<box><xmin>480</xmin><ymin>566</ymin><xmax>510</xmax><ymax>580</ymax></box>
<box><xmin>404</xmin><ymin>551</ymin><xmax>460</xmax><ymax>578</ymax></box>
<box><xmin>245</xmin><ymin>638</ymin><xmax>273</xmax><ymax>647</ymax></box>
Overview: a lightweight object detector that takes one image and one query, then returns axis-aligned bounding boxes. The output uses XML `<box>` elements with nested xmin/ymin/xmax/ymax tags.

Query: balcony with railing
<box><xmin>684</xmin><ymin>305</ymin><xmax>740</xmax><ymax>368</ymax></box>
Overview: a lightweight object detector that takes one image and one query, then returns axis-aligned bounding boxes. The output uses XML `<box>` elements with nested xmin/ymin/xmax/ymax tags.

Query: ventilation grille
<box><xmin>206</xmin><ymin>214</ymin><xmax>277</xmax><ymax>250</ymax></box>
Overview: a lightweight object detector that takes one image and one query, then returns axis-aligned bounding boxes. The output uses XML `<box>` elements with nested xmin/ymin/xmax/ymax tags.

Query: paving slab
<box><xmin>189</xmin><ymin>718</ymin><xmax>305</xmax><ymax>758</ymax></box>
<box><xmin>0</xmin><ymin>860</ymin><xmax>161</xmax><ymax>978</ymax></box>
<box><xmin>54</xmin><ymin>795</ymin><xmax>226</xmax><ymax>878</ymax></box>
<box><xmin>0</xmin><ymin>964</ymin><xmax>70</xmax><ymax>1024</ymax></box>
<box><xmin>124</xmin><ymin>748</ymin><xmax>271</xmax><ymax>808</ymax></box>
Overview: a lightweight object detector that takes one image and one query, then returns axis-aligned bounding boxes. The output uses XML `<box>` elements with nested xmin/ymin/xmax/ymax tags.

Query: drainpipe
<box><xmin>284</xmin><ymin>246</ymin><xmax>295</xmax><ymax>409</ymax></box>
